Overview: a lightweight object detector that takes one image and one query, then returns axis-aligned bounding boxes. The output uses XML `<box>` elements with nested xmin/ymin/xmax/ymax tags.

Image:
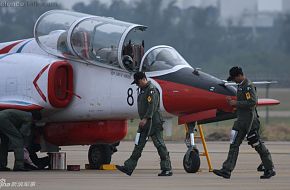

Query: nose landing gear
<box><xmin>183</xmin><ymin>122</ymin><xmax>213</xmax><ymax>173</ymax></box>
<box><xmin>183</xmin><ymin>146</ymin><xmax>200</xmax><ymax>173</ymax></box>
<box><xmin>183</xmin><ymin>122</ymin><xmax>201</xmax><ymax>173</ymax></box>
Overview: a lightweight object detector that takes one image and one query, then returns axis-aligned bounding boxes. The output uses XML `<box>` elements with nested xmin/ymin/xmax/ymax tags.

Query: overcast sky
<box><xmin>54</xmin><ymin>0</ymin><xmax>283</xmax><ymax>11</ymax></box>
<box><xmin>258</xmin><ymin>0</ymin><xmax>282</xmax><ymax>11</ymax></box>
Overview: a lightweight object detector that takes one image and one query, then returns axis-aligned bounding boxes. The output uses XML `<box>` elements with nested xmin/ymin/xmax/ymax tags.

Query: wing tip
<box><xmin>257</xmin><ymin>98</ymin><xmax>280</xmax><ymax>106</ymax></box>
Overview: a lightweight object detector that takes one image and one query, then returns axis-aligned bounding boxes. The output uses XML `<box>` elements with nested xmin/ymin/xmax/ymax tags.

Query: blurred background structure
<box><xmin>0</xmin><ymin>0</ymin><xmax>289</xmax><ymax>140</ymax></box>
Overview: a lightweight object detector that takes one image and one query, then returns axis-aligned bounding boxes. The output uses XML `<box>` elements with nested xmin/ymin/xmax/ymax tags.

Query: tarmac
<box><xmin>1</xmin><ymin>141</ymin><xmax>290</xmax><ymax>190</ymax></box>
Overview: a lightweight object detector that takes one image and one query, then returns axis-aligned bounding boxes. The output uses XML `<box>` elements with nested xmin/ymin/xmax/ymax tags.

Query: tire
<box><xmin>88</xmin><ymin>144</ymin><xmax>112</xmax><ymax>169</ymax></box>
<box><xmin>183</xmin><ymin>149</ymin><xmax>200</xmax><ymax>173</ymax></box>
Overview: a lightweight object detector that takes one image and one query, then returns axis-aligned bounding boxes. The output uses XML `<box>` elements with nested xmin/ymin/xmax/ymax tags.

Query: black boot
<box><xmin>24</xmin><ymin>163</ymin><xmax>39</xmax><ymax>170</ymax></box>
<box><xmin>36</xmin><ymin>156</ymin><xmax>50</xmax><ymax>169</ymax></box>
<box><xmin>260</xmin><ymin>169</ymin><xmax>276</xmax><ymax>179</ymax></box>
<box><xmin>116</xmin><ymin>165</ymin><xmax>133</xmax><ymax>176</ymax></box>
<box><xmin>0</xmin><ymin>167</ymin><xmax>11</xmax><ymax>171</ymax></box>
<box><xmin>257</xmin><ymin>163</ymin><xmax>265</xmax><ymax>172</ymax></box>
<box><xmin>13</xmin><ymin>167</ymin><xmax>31</xmax><ymax>172</ymax></box>
<box><xmin>213</xmin><ymin>169</ymin><xmax>231</xmax><ymax>179</ymax></box>
<box><xmin>158</xmin><ymin>170</ymin><xmax>173</xmax><ymax>176</ymax></box>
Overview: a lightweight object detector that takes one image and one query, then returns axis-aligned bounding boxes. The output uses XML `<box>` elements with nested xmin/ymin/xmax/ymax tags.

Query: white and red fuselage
<box><xmin>0</xmin><ymin>10</ymin><xmax>279</xmax><ymax>148</ymax></box>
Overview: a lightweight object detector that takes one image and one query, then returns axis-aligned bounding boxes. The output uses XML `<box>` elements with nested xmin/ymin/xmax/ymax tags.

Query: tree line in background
<box><xmin>0</xmin><ymin>0</ymin><xmax>289</xmax><ymax>85</ymax></box>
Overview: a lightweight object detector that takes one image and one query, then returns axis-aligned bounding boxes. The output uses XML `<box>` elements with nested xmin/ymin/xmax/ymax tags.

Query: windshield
<box><xmin>34</xmin><ymin>10</ymin><xmax>90</xmax><ymax>58</ymax></box>
<box><xmin>34</xmin><ymin>10</ymin><xmax>147</xmax><ymax>70</ymax></box>
<box><xmin>70</xmin><ymin>18</ymin><xmax>130</xmax><ymax>68</ymax></box>
<box><xmin>140</xmin><ymin>46</ymin><xmax>190</xmax><ymax>72</ymax></box>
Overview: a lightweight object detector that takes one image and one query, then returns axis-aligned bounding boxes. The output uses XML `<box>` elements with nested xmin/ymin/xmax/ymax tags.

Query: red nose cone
<box><xmin>155</xmin><ymin>79</ymin><xmax>235</xmax><ymax>115</ymax></box>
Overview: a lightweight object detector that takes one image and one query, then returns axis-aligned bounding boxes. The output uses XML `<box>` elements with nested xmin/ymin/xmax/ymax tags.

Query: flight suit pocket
<box><xmin>234</xmin><ymin>119</ymin><xmax>253</xmax><ymax>134</ymax></box>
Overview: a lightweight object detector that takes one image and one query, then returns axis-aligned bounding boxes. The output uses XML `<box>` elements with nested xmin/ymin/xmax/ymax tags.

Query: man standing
<box><xmin>213</xmin><ymin>67</ymin><xmax>275</xmax><ymax>179</ymax></box>
<box><xmin>117</xmin><ymin>72</ymin><xmax>172</xmax><ymax>176</ymax></box>
<box><xmin>0</xmin><ymin>109</ymin><xmax>36</xmax><ymax>171</ymax></box>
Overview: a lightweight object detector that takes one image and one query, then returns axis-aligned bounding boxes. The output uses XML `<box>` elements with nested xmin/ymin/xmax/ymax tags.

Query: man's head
<box><xmin>227</xmin><ymin>66</ymin><xmax>245</xmax><ymax>83</ymax></box>
<box><xmin>131</xmin><ymin>72</ymin><xmax>148</xmax><ymax>88</ymax></box>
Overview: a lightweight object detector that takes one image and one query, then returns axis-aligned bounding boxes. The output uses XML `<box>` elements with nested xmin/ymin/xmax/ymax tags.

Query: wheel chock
<box><xmin>67</xmin><ymin>165</ymin><xmax>80</xmax><ymax>171</ymax></box>
<box><xmin>100</xmin><ymin>164</ymin><xmax>116</xmax><ymax>170</ymax></box>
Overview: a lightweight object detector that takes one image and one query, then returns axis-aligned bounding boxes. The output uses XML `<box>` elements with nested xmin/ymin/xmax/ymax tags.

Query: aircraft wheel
<box><xmin>183</xmin><ymin>148</ymin><xmax>200</xmax><ymax>173</ymax></box>
<box><xmin>88</xmin><ymin>144</ymin><xmax>112</xmax><ymax>169</ymax></box>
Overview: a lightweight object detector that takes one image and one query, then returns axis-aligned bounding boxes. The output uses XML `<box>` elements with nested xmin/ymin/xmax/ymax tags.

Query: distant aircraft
<box><xmin>0</xmin><ymin>10</ymin><xmax>279</xmax><ymax>172</ymax></box>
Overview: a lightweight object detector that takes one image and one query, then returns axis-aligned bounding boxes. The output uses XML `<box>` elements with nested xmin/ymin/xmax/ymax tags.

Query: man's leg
<box><xmin>151</xmin><ymin>128</ymin><xmax>172</xmax><ymax>175</ymax></box>
<box><xmin>255</xmin><ymin>143</ymin><xmax>276</xmax><ymax>179</ymax></box>
<box><xmin>247</xmin><ymin>118</ymin><xmax>275</xmax><ymax>178</ymax></box>
<box><xmin>0</xmin><ymin>133</ymin><xmax>9</xmax><ymax>169</ymax></box>
<box><xmin>255</xmin><ymin>143</ymin><xmax>274</xmax><ymax>169</ymax></box>
<box><xmin>0</xmin><ymin>119</ymin><xmax>25</xmax><ymax>170</ymax></box>
<box><xmin>247</xmin><ymin>133</ymin><xmax>274</xmax><ymax>171</ymax></box>
<box><xmin>222</xmin><ymin>127</ymin><xmax>247</xmax><ymax>172</ymax></box>
<box><xmin>122</xmin><ymin>131</ymin><xmax>148</xmax><ymax>172</ymax></box>
<box><xmin>213</xmin><ymin>120</ymin><xmax>251</xmax><ymax>178</ymax></box>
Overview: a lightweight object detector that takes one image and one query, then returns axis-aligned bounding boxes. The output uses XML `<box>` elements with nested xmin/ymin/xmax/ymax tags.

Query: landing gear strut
<box><xmin>88</xmin><ymin>143</ymin><xmax>119</xmax><ymax>169</ymax></box>
<box><xmin>183</xmin><ymin>122</ymin><xmax>201</xmax><ymax>173</ymax></box>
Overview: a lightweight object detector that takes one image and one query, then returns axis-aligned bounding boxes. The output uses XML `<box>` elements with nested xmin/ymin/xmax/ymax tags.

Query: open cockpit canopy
<box><xmin>34</xmin><ymin>10</ymin><xmax>147</xmax><ymax>71</ymax></box>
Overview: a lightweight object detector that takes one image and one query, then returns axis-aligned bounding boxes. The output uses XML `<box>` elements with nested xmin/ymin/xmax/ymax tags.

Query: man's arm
<box><xmin>236</xmin><ymin>85</ymin><xmax>257</xmax><ymax>108</ymax></box>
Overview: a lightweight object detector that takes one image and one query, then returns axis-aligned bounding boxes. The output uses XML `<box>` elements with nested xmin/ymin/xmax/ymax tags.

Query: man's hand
<box><xmin>227</xmin><ymin>96</ymin><xmax>237</xmax><ymax>106</ymax></box>
<box><xmin>139</xmin><ymin>118</ymin><xmax>147</xmax><ymax>128</ymax></box>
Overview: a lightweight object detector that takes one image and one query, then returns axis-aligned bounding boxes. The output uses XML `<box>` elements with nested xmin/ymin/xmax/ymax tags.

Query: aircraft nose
<box><xmin>152</xmin><ymin>67</ymin><xmax>237</xmax><ymax>115</ymax></box>
<box><xmin>223</xmin><ymin>83</ymin><xmax>237</xmax><ymax>96</ymax></box>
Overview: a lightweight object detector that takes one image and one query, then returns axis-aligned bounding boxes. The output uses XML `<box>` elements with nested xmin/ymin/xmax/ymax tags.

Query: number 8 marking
<box><xmin>127</xmin><ymin>88</ymin><xmax>134</xmax><ymax>106</ymax></box>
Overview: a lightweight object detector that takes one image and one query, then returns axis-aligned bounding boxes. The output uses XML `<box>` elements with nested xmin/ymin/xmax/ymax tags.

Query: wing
<box><xmin>0</xmin><ymin>100</ymin><xmax>43</xmax><ymax>111</ymax></box>
<box><xmin>222</xmin><ymin>81</ymin><xmax>278</xmax><ymax>87</ymax></box>
<box><xmin>178</xmin><ymin>99</ymin><xmax>280</xmax><ymax>124</ymax></box>
<box><xmin>257</xmin><ymin>98</ymin><xmax>280</xmax><ymax>106</ymax></box>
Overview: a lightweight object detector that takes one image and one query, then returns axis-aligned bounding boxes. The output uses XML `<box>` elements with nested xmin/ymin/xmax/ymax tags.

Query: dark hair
<box><xmin>131</xmin><ymin>72</ymin><xmax>147</xmax><ymax>84</ymax></box>
<box><xmin>227</xmin><ymin>66</ymin><xmax>243</xmax><ymax>81</ymax></box>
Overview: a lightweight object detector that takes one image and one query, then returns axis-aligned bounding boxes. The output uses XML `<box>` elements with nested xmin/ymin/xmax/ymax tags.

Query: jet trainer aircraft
<box><xmin>0</xmin><ymin>10</ymin><xmax>279</xmax><ymax>172</ymax></box>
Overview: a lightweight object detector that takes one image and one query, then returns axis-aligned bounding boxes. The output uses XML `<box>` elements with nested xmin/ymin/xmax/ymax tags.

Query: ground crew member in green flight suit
<box><xmin>116</xmin><ymin>72</ymin><xmax>172</xmax><ymax>176</ymax></box>
<box><xmin>213</xmin><ymin>67</ymin><xmax>275</xmax><ymax>179</ymax></box>
<box><xmin>0</xmin><ymin>109</ymin><xmax>38</xmax><ymax>171</ymax></box>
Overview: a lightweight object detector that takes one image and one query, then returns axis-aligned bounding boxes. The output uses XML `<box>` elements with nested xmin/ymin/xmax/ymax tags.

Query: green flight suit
<box><xmin>222</xmin><ymin>79</ymin><xmax>274</xmax><ymax>172</ymax></box>
<box><xmin>124</xmin><ymin>81</ymin><xmax>172</xmax><ymax>171</ymax></box>
<box><xmin>0</xmin><ymin>109</ymin><xmax>33</xmax><ymax>169</ymax></box>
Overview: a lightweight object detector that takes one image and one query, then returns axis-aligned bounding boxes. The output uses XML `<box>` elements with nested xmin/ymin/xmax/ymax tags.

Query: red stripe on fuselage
<box><xmin>154</xmin><ymin>79</ymin><xmax>235</xmax><ymax>115</ymax></box>
<box><xmin>33</xmin><ymin>64</ymin><xmax>49</xmax><ymax>102</ymax></box>
<box><xmin>0</xmin><ymin>104</ymin><xmax>43</xmax><ymax>111</ymax></box>
<box><xmin>0</xmin><ymin>41</ymin><xmax>23</xmax><ymax>54</ymax></box>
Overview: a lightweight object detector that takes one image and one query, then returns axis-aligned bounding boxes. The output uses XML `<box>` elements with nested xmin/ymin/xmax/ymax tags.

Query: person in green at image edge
<box><xmin>117</xmin><ymin>71</ymin><xmax>173</xmax><ymax>176</ymax></box>
<box><xmin>213</xmin><ymin>66</ymin><xmax>276</xmax><ymax>179</ymax></box>
<box><xmin>0</xmin><ymin>109</ymin><xmax>41</xmax><ymax>171</ymax></box>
